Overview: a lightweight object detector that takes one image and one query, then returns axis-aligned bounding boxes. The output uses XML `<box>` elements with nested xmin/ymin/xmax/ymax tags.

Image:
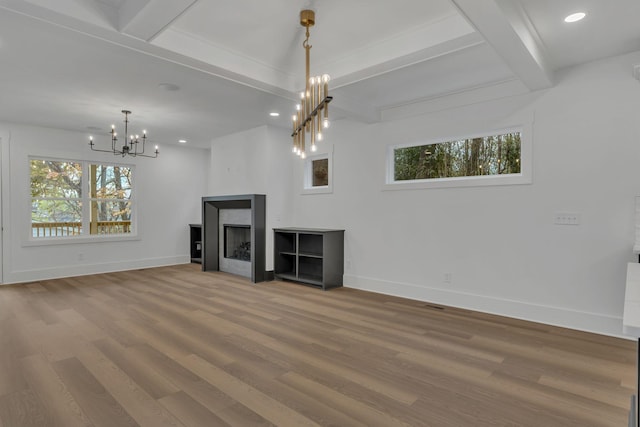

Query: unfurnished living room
<box><xmin>1</xmin><ymin>1</ymin><xmax>640</xmax><ymax>426</ymax></box>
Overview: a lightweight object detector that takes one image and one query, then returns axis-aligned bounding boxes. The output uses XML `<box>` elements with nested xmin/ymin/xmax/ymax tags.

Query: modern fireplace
<box><xmin>224</xmin><ymin>225</ymin><xmax>251</xmax><ymax>261</ymax></box>
<box><xmin>201</xmin><ymin>194</ymin><xmax>267</xmax><ymax>283</ymax></box>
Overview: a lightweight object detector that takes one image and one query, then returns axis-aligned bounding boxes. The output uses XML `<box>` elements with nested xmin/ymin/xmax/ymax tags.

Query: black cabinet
<box><xmin>189</xmin><ymin>224</ymin><xmax>202</xmax><ymax>264</ymax></box>
<box><xmin>274</xmin><ymin>228</ymin><xmax>344</xmax><ymax>290</ymax></box>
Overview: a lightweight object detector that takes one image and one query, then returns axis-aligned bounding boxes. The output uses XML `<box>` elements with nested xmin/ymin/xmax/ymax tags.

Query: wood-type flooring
<box><xmin>0</xmin><ymin>263</ymin><xmax>635</xmax><ymax>426</ymax></box>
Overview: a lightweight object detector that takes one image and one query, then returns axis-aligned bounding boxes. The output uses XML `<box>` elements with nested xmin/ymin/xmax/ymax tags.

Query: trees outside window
<box><xmin>30</xmin><ymin>158</ymin><xmax>133</xmax><ymax>238</ymax></box>
<box><xmin>311</xmin><ymin>158</ymin><xmax>329</xmax><ymax>187</ymax></box>
<box><xmin>89</xmin><ymin>164</ymin><xmax>132</xmax><ymax>234</ymax></box>
<box><xmin>393</xmin><ymin>132</ymin><xmax>521</xmax><ymax>182</ymax></box>
<box><xmin>303</xmin><ymin>152</ymin><xmax>333</xmax><ymax>194</ymax></box>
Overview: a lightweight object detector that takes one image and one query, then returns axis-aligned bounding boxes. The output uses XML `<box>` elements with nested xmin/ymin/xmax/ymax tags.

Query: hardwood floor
<box><xmin>0</xmin><ymin>263</ymin><xmax>635</xmax><ymax>426</ymax></box>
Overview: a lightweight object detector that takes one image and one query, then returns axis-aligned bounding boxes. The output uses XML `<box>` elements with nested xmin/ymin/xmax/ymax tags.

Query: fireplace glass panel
<box><xmin>224</xmin><ymin>225</ymin><xmax>251</xmax><ymax>261</ymax></box>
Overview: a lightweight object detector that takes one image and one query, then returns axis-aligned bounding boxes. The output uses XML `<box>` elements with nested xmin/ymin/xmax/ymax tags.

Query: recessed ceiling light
<box><xmin>564</xmin><ymin>12</ymin><xmax>586</xmax><ymax>23</ymax></box>
<box><xmin>269</xmin><ymin>112</ymin><xmax>280</xmax><ymax>117</ymax></box>
<box><xmin>178</xmin><ymin>139</ymin><xmax>187</xmax><ymax>144</ymax></box>
<box><xmin>158</xmin><ymin>83</ymin><xmax>180</xmax><ymax>91</ymax></box>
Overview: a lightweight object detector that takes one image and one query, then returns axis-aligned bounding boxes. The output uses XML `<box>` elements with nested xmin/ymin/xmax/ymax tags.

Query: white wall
<box><xmin>0</xmin><ymin>122</ymin><xmax>209</xmax><ymax>284</ymax></box>
<box><xmin>289</xmin><ymin>50</ymin><xmax>640</xmax><ymax>337</ymax></box>
<box><xmin>208</xmin><ymin>125</ymin><xmax>293</xmax><ymax>271</ymax></box>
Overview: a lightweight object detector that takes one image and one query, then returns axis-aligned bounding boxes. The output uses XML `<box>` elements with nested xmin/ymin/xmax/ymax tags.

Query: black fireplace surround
<box><xmin>201</xmin><ymin>194</ymin><xmax>267</xmax><ymax>282</ymax></box>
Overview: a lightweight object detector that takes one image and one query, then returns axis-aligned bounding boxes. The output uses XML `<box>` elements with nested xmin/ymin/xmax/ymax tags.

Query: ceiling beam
<box><xmin>118</xmin><ymin>0</ymin><xmax>198</xmax><ymax>42</ymax></box>
<box><xmin>451</xmin><ymin>0</ymin><xmax>553</xmax><ymax>91</ymax></box>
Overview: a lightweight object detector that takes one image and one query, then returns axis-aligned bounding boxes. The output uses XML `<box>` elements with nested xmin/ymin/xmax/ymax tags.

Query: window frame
<box><xmin>26</xmin><ymin>156</ymin><xmax>138</xmax><ymax>246</ymax></box>
<box><xmin>384</xmin><ymin>125</ymin><xmax>532</xmax><ymax>190</ymax></box>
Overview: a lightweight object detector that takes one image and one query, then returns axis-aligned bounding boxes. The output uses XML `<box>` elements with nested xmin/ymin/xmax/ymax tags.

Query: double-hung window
<box><xmin>30</xmin><ymin>158</ymin><xmax>134</xmax><ymax>239</ymax></box>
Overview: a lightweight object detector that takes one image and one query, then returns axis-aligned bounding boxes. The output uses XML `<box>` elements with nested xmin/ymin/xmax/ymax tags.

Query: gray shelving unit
<box><xmin>274</xmin><ymin>228</ymin><xmax>344</xmax><ymax>290</ymax></box>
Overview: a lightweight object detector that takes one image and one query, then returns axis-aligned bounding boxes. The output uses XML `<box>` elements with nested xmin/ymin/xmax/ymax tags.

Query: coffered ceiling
<box><xmin>0</xmin><ymin>0</ymin><xmax>638</xmax><ymax>148</ymax></box>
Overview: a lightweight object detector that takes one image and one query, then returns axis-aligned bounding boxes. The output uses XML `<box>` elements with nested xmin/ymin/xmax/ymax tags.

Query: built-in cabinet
<box><xmin>274</xmin><ymin>228</ymin><xmax>344</xmax><ymax>290</ymax></box>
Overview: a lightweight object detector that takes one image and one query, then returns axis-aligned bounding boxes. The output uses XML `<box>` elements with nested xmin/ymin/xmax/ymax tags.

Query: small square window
<box><xmin>312</xmin><ymin>158</ymin><xmax>329</xmax><ymax>187</ymax></box>
<box><xmin>303</xmin><ymin>152</ymin><xmax>332</xmax><ymax>194</ymax></box>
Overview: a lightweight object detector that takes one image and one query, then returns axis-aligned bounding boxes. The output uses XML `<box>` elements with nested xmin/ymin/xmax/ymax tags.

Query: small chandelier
<box><xmin>89</xmin><ymin>110</ymin><xmax>158</xmax><ymax>158</ymax></box>
<box><xmin>292</xmin><ymin>9</ymin><xmax>332</xmax><ymax>159</ymax></box>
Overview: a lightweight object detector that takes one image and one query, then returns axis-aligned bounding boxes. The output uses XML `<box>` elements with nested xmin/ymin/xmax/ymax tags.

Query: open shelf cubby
<box><xmin>189</xmin><ymin>224</ymin><xmax>202</xmax><ymax>264</ymax></box>
<box><xmin>273</xmin><ymin>228</ymin><xmax>344</xmax><ymax>290</ymax></box>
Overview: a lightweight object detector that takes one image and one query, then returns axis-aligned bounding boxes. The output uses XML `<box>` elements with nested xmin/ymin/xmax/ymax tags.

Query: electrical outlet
<box><xmin>554</xmin><ymin>212</ymin><xmax>580</xmax><ymax>226</ymax></box>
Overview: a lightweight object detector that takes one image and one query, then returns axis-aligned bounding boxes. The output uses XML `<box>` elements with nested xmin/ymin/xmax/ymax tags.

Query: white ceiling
<box><xmin>0</xmin><ymin>0</ymin><xmax>638</xmax><ymax>148</ymax></box>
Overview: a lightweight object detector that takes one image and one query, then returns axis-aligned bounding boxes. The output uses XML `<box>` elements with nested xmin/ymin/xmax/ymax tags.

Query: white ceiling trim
<box><xmin>381</xmin><ymin>78</ymin><xmax>531</xmax><ymax>122</ymax></box>
<box><xmin>324</xmin><ymin>12</ymin><xmax>475</xmax><ymax>88</ymax></box>
<box><xmin>0</xmin><ymin>1</ymin><xmax>296</xmax><ymax>102</ymax></box>
<box><xmin>331</xmin><ymin>92</ymin><xmax>381</xmax><ymax>124</ymax></box>
<box><xmin>152</xmin><ymin>27</ymin><xmax>296</xmax><ymax>93</ymax></box>
<box><xmin>119</xmin><ymin>0</ymin><xmax>198</xmax><ymax>42</ymax></box>
<box><xmin>0</xmin><ymin>0</ymin><xmax>115</xmax><ymax>29</ymax></box>
<box><xmin>153</xmin><ymin>11</ymin><xmax>478</xmax><ymax>95</ymax></box>
<box><xmin>331</xmin><ymin>32</ymin><xmax>485</xmax><ymax>90</ymax></box>
<box><xmin>452</xmin><ymin>0</ymin><xmax>553</xmax><ymax>91</ymax></box>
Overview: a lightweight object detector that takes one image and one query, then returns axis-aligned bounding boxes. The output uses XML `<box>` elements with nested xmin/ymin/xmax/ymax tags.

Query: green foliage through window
<box><xmin>312</xmin><ymin>158</ymin><xmax>329</xmax><ymax>187</ymax></box>
<box><xmin>30</xmin><ymin>158</ymin><xmax>134</xmax><ymax>238</ymax></box>
<box><xmin>393</xmin><ymin>132</ymin><xmax>521</xmax><ymax>181</ymax></box>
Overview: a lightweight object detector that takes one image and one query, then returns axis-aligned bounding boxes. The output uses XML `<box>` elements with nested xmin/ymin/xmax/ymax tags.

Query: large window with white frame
<box><xmin>386</xmin><ymin>127</ymin><xmax>531</xmax><ymax>189</ymax></box>
<box><xmin>30</xmin><ymin>157</ymin><xmax>134</xmax><ymax>239</ymax></box>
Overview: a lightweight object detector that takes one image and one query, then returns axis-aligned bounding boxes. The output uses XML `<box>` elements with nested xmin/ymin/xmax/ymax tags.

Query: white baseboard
<box><xmin>344</xmin><ymin>274</ymin><xmax>626</xmax><ymax>339</ymax></box>
<box><xmin>3</xmin><ymin>255</ymin><xmax>191</xmax><ymax>284</ymax></box>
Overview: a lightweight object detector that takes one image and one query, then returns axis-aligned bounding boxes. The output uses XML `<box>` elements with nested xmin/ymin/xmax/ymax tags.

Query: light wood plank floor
<box><xmin>0</xmin><ymin>263</ymin><xmax>635</xmax><ymax>426</ymax></box>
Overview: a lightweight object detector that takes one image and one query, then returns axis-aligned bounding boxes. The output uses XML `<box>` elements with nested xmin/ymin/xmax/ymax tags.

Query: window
<box><xmin>30</xmin><ymin>158</ymin><xmax>134</xmax><ymax>239</ymax></box>
<box><xmin>89</xmin><ymin>164</ymin><xmax>133</xmax><ymax>235</ymax></box>
<box><xmin>303</xmin><ymin>152</ymin><xmax>333</xmax><ymax>194</ymax></box>
<box><xmin>387</xmin><ymin>128</ymin><xmax>531</xmax><ymax>189</ymax></box>
<box><xmin>311</xmin><ymin>158</ymin><xmax>329</xmax><ymax>187</ymax></box>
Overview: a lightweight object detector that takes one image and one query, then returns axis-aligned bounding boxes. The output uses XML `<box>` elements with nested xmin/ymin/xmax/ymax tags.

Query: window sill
<box><xmin>301</xmin><ymin>185</ymin><xmax>333</xmax><ymax>195</ymax></box>
<box><xmin>383</xmin><ymin>173</ymin><xmax>531</xmax><ymax>191</ymax></box>
<box><xmin>23</xmin><ymin>233</ymin><xmax>140</xmax><ymax>247</ymax></box>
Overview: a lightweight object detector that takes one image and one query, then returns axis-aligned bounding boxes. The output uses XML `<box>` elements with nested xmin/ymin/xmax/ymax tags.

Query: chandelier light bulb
<box><xmin>317</xmin><ymin>132</ymin><xmax>323</xmax><ymax>141</ymax></box>
<box><xmin>89</xmin><ymin>136</ymin><xmax>93</xmax><ymax>141</ymax></box>
<box><xmin>323</xmin><ymin>118</ymin><xmax>329</xmax><ymax>128</ymax></box>
<box><xmin>301</xmin><ymin>151</ymin><xmax>306</xmax><ymax>159</ymax></box>
<box><xmin>322</xmin><ymin>74</ymin><xmax>330</xmax><ymax>83</ymax></box>
<box><xmin>311</xmin><ymin>143</ymin><xmax>317</xmax><ymax>152</ymax></box>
